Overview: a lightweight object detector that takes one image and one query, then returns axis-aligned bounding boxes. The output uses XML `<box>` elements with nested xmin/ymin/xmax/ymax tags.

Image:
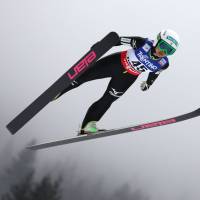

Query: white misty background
<box><xmin>0</xmin><ymin>0</ymin><xmax>200</xmax><ymax>200</ymax></box>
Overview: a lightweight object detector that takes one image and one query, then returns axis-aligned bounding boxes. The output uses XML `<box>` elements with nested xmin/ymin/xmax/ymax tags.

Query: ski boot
<box><xmin>78</xmin><ymin>121</ymin><xmax>106</xmax><ymax>136</ymax></box>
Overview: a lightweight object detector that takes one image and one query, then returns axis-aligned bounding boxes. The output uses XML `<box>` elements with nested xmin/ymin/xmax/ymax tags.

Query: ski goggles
<box><xmin>156</xmin><ymin>39</ymin><xmax>176</xmax><ymax>55</ymax></box>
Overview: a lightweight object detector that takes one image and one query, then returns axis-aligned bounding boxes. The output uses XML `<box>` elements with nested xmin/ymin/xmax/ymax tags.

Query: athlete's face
<box><xmin>154</xmin><ymin>47</ymin><xmax>166</xmax><ymax>58</ymax></box>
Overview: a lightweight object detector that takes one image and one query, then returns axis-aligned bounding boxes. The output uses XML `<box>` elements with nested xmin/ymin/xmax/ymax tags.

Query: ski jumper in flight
<box><xmin>53</xmin><ymin>29</ymin><xmax>180</xmax><ymax>135</ymax></box>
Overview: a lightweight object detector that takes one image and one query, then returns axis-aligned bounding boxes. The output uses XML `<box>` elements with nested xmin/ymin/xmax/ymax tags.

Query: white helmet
<box><xmin>154</xmin><ymin>29</ymin><xmax>180</xmax><ymax>55</ymax></box>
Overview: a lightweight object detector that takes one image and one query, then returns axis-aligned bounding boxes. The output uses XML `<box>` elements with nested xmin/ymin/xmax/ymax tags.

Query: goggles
<box><xmin>156</xmin><ymin>39</ymin><xmax>176</xmax><ymax>55</ymax></box>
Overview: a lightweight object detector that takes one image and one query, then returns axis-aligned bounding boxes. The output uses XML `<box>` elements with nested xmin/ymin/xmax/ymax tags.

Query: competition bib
<box><xmin>120</xmin><ymin>39</ymin><xmax>168</xmax><ymax>76</ymax></box>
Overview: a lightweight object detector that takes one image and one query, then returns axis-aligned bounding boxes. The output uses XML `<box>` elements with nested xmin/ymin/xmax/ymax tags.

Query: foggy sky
<box><xmin>0</xmin><ymin>0</ymin><xmax>200</xmax><ymax>199</ymax></box>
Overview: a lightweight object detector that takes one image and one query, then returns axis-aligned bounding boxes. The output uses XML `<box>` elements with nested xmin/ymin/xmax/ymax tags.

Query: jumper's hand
<box><xmin>140</xmin><ymin>81</ymin><xmax>150</xmax><ymax>91</ymax></box>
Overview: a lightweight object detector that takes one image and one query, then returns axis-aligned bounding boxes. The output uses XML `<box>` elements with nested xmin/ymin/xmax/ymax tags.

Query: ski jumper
<box><xmin>58</xmin><ymin>36</ymin><xmax>169</xmax><ymax>128</ymax></box>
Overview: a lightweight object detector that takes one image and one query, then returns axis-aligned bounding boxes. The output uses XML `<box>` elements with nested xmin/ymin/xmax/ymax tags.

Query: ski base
<box><xmin>27</xmin><ymin>108</ymin><xmax>200</xmax><ymax>150</ymax></box>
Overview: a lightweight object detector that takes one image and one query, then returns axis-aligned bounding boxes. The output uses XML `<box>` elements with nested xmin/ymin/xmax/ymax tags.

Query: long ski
<box><xmin>27</xmin><ymin>108</ymin><xmax>200</xmax><ymax>150</ymax></box>
<box><xmin>7</xmin><ymin>32</ymin><xmax>120</xmax><ymax>135</ymax></box>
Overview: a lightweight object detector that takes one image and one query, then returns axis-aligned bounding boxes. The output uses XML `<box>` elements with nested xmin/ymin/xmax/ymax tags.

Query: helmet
<box><xmin>154</xmin><ymin>29</ymin><xmax>180</xmax><ymax>56</ymax></box>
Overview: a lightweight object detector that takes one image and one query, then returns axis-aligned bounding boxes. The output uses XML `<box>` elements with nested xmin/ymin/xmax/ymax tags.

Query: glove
<box><xmin>140</xmin><ymin>81</ymin><xmax>150</xmax><ymax>91</ymax></box>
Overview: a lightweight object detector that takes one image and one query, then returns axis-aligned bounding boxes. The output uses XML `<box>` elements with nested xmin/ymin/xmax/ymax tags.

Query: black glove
<box><xmin>140</xmin><ymin>81</ymin><xmax>150</xmax><ymax>91</ymax></box>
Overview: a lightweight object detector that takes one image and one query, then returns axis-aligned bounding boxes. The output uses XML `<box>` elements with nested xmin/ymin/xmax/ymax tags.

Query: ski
<box><xmin>27</xmin><ymin>108</ymin><xmax>200</xmax><ymax>150</ymax></box>
<box><xmin>6</xmin><ymin>32</ymin><xmax>120</xmax><ymax>135</ymax></box>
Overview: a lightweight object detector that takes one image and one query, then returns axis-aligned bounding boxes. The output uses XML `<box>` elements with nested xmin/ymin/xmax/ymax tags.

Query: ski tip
<box><xmin>100</xmin><ymin>32</ymin><xmax>119</xmax><ymax>43</ymax></box>
<box><xmin>108</xmin><ymin>32</ymin><xmax>120</xmax><ymax>42</ymax></box>
<box><xmin>109</xmin><ymin>31</ymin><xmax>120</xmax><ymax>38</ymax></box>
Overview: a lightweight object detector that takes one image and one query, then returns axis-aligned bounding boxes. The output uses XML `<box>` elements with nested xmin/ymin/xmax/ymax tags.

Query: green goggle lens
<box><xmin>157</xmin><ymin>40</ymin><xmax>176</xmax><ymax>55</ymax></box>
